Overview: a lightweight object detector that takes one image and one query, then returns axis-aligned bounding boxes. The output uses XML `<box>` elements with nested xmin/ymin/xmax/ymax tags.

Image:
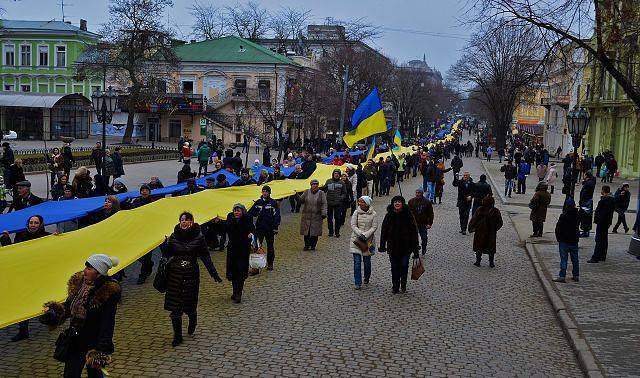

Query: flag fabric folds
<box><xmin>393</xmin><ymin>130</ymin><xmax>402</xmax><ymax>151</ymax></box>
<box><xmin>366</xmin><ymin>136</ymin><xmax>377</xmax><ymax>161</ymax></box>
<box><xmin>343</xmin><ymin>87</ymin><xmax>387</xmax><ymax>148</ymax></box>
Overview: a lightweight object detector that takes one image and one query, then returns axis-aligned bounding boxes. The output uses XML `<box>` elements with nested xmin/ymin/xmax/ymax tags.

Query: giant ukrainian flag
<box><xmin>343</xmin><ymin>87</ymin><xmax>387</xmax><ymax>148</ymax></box>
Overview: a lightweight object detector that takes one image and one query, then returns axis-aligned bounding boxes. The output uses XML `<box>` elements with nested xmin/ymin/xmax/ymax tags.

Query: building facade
<box><xmin>512</xmin><ymin>87</ymin><xmax>547</xmax><ymax>144</ymax></box>
<box><xmin>0</xmin><ymin>19</ymin><xmax>101</xmax><ymax>140</ymax></box>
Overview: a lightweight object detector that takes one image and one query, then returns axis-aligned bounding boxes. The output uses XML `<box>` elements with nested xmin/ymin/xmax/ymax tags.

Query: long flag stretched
<box><xmin>393</xmin><ymin>129</ymin><xmax>402</xmax><ymax>151</ymax></box>
<box><xmin>343</xmin><ymin>87</ymin><xmax>387</xmax><ymax>148</ymax></box>
<box><xmin>366</xmin><ymin>136</ymin><xmax>376</xmax><ymax>161</ymax></box>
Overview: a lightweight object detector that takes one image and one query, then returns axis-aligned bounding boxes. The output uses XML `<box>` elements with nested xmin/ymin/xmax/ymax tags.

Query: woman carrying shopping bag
<box><xmin>349</xmin><ymin>196</ymin><xmax>378</xmax><ymax>290</ymax></box>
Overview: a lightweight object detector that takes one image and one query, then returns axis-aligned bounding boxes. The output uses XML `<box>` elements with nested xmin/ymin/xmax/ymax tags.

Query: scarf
<box><xmin>70</xmin><ymin>281</ymin><xmax>94</xmax><ymax>320</ymax></box>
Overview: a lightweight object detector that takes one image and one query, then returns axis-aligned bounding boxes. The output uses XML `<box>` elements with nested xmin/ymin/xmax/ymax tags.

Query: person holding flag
<box><xmin>343</xmin><ymin>88</ymin><xmax>388</xmax><ymax>148</ymax></box>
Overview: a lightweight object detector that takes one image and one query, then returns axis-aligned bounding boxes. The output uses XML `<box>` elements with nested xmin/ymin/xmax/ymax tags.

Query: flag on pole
<box><xmin>366</xmin><ymin>136</ymin><xmax>376</xmax><ymax>161</ymax></box>
<box><xmin>392</xmin><ymin>130</ymin><xmax>402</xmax><ymax>151</ymax></box>
<box><xmin>343</xmin><ymin>87</ymin><xmax>387</xmax><ymax>148</ymax></box>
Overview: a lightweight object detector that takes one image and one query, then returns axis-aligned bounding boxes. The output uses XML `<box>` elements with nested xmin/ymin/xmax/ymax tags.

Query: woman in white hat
<box><xmin>350</xmin><ymin>196</ymin><xmax>378</xmax><ymax>290</ymax></box>
<box><xmin>39</xmin><ymin>254</ymin><xmax>121</xmax><ymax>378</ymax></box>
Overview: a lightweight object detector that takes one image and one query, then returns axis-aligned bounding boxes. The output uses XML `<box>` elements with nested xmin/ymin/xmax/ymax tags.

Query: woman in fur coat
<box><xmin>39</xmin><ymin>254</ymin><xmax>121</xmax><ymax>378</ymax></box>
<box><xmin>164</xmin><ymin>211</ymin><xmax>223</xmax><ymax>346</ymax></box>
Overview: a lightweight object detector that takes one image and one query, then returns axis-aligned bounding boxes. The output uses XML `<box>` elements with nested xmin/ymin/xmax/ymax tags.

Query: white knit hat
<box><xmin>359</xmin><ymin>196</ymin><xmax>373</xmax><ymax>206</ymax></box>
<box><xmin>86</xmin><ymin>254</ymin><xmax>119</xmax><ymax>275</ymax></box>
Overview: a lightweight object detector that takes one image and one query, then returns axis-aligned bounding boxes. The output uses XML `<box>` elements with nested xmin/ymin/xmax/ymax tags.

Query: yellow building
<box><xmin>512</xmin><ymin>87</ymin><xmax>547</xmax><ymax>142</ymax></box>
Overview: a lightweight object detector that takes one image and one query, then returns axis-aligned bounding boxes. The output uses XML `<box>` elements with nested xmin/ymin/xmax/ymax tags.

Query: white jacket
<box><xmin>350</xmin><ymin>207</ymin><xmax>378</xmax><ymax>255</ymax></box>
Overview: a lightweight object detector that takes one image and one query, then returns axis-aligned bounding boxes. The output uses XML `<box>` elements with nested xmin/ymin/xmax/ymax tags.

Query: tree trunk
<box><xmin>122</xmin><ymin>98</ymin><xmax>136</xmax><ymax>144</ymax></box>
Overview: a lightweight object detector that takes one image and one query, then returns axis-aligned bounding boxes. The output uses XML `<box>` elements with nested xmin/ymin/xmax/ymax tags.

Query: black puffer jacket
<box><xmin>163</xmin><ymin>224</ymin><xmax>218</xmax><ymax>313</ymax></box>
<box><xmin>555</xmin><ymin>206</ymin><xmax>579</xmax><ymax>244</ymax></box>
<box><xmin>225</xmin><ymin>213</ymin><xmax>255</xmax><ymax>281</ymax></box>
<box><xmin>380</xmin><ymin>202</ymin><xmax>419</xmax><ymax>256</ymax></box>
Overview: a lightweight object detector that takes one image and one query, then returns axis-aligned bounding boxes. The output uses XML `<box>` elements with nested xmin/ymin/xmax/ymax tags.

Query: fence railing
<box><xmin>13</xmin><ymin>144</ymin><xmax>177</xmax><ymax>156</ymax></box>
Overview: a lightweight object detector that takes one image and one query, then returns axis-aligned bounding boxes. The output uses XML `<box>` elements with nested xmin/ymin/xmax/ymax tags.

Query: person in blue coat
<box><xmin>517</xmin><ymin>161</ymin><xmax>531</xmax><ymax>194</ymax></box>
<box><xmin>249</xmin><ymin>185</ymin><xmax>281</xmax><ymax>271</ymax></box>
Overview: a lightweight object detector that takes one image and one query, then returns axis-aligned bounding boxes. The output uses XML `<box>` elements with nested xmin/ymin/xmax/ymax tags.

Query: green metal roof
<box><xmin>0</xmin><ymin>19</ymin><xmax>99</xmax><ymax>39</ymax></box>
<box><xmin>174</xmin><ymin>35</ymin><xmax>299</xmax><ymax>66</ymax></box>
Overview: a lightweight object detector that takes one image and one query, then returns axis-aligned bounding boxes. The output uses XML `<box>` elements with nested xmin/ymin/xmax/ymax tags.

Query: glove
<box><xmin>212</xmin><ymin>272</ymin><xmax>223</xmax><ymax>283</ymax></box>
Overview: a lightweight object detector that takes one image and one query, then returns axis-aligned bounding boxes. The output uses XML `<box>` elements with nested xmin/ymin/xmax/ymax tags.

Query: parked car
<box><xmin>2</xmin><ymin>130</ymin><xmax>17</xmax><ymax>140</ymax></box>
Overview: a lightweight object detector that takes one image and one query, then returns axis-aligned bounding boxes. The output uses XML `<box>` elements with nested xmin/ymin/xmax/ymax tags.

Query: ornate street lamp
<box><xmin>91</xmin><ymin>86</ymin><xmax>118</xmax><ymax>174</ymax></box>
<box><xmin>566</xmin><ymin>106</ymin><xmax>590</xmax><ymax>198</ymax></box>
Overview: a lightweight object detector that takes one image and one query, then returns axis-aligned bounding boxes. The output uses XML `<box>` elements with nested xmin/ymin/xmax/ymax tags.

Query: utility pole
<box><xmin>338</xmin><ymin>65</ymin><xmax>349</xmax><ymax>145</ymax></box>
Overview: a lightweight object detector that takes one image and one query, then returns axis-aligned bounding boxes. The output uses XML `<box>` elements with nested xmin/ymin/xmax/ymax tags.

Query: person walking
<box><xmin>249</xmin><ymin>185</ymin><xmax>281</xmax><ymax>271</ymax></box>
<box><xmin>453</xmin><ymin>172</ymin><xmax>475</xmax><ymax>235</ymax></box>
<box><xmin>468</xmin><ymin>195</ymin><xmax>503</xmax><ymax>267</ymax></box>
<box><xmin>529</xmin><ymin>182</ymin><xmax>552</xmax><ymax>237</ymax></box>
<box><xmin>163</xmin><ymin>211</ymin><xmax>223</xmax><ymax>346</ymax></box>
<box><xmin>112</xmin><ymin>147</ymin><xmax>124</xmax><ymax>179</ymax></box>
<box><xmin>39</xmin><ymin>254</ymin><xmax>121</xmax><ymax>378</ymax></box>
<box><xmin>379</xmin><ymin>196</ymin><xmax>419</xmax><ymax>294</ymax></box>
<box><xmin>408</xmin><ymin>187</ymin><xmax>434</xmax><ymax>256</ymax></box>
<box><xmin>62</xmin><ymin>143</ymin><xmax>75</xmax><ymax>178</ymax></box>
<box><xmin>545</xmin><ymin>163</ymin><xmax>558</xmax><ymax>194</ymax></box>
<box><xmin>299</xmin><ymin>179</ymin><xmax>327</xmax><ymax>250</ymax></box>
<box><xmin>612</xmin><ymin>183</ymin><xmax>631</xmax><ymax>233</ymax></box>
<box><xmin>226</xmin><ymin>203</ymin><xmax>255</xmax><ymax>303</ymax></box>
<box><xmin>196</xmin><ymin>142</ymin><xmax>212</xmax><ymax>177</ymax></box>
<box><xmin>349</xmin><ymin>196</ymin><xmax>378</xmax><ymax>290</ymax></box>
<box><xmin>578</xmin><ymin>172</ymin><xmax>596</xmax><ymax>237</ymax></box>
<box><xmin>516</xmin><ymin>160</ymin><xmax>531</xmax><ymax>194</ymax></box>
<box><xmin>500</xmin><ymin>160</ymin><xmax>517</xmax><ymax>197</ymax></box>
<box><xmin>472</xmin><ymin>174</ymin><xmax>492</xmax><ymax>215</ymax></box>
<box><xmin>91</xmin><ymin>142</ymin><xmax>103</xmax><ymax>175</ymax></box>
<box><xmin>588</xmin><ymin>185</ymin><xmax>616</xmax><ymax>263</ymax></box>
<box><xmin>553</xmin><ymin>198</ymin><xmax>580</xmax><ymax>283</ymax></box>
<box><xmin>325</xmin><ymin>169</ymin><xmax>348</xmax><ymax>237</ymax></box>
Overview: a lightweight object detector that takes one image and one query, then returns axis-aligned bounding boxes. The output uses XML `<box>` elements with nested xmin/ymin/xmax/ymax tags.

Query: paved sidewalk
<box><xmin>482</xmin><ymin>158</ymin><xmax>638</xmax><ymax>213</ymax></box>
<box><xmin>482</xmin><ymin>159</ymin><xmax>640</xmax><ymax>376</ymax></box>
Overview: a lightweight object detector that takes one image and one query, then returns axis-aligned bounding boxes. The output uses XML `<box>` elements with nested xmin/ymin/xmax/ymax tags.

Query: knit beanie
<box><xmin>359</xmin><ymin>196</ymin><xmax>373</xmax><ymax>206</ymax></box>
<box><xmin>86</xmin><ymin>254</ymin><xmax>119</xmax><ymax>276</ymax></box>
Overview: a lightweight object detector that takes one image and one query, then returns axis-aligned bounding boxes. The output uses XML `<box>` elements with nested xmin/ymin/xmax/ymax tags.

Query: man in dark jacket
<box><xmin>325</xmin><ymin>169</ymin><xmax>348</xmax><ymax>237</ymax></box>
<box><xmin>612</xmin><ymin>183</ymin><xmax>631</xmax><ymax>233</ymax></box>
<box><xmin>472</xmin><ymin>174</ymin><xmax>492</xmax><ymax>215</ymax></box>
<box><xmin>453</xmin><ymin>172</ymin><xmax>475</xmax><ymax>235</ymax></box>
<box><xmin>408</xmin><ymin>187</ymin><xmax>434</xmax><ymax>256</ymax></box>
<box><xmin>249</xmin><ymin>185</ymin><xmax>281</xmax><ymax>270</ymax></box>
<box><xmin>1</xmin><ymin>142</ymin><xmax>14</xmax><ymax>172</ymax></box>
<box><xmin>500</xmin><ymin>160</ymin><xmax>517</xmax><ymax>197</ymax></box>
<box><xmin>588</xmin><ymin>185</ymin><xmax>616</xmax><ymax>263</ymax></box>
<box><xmin>578</xmin><ymin>172</ymin><xmax>596</xmax><ymax>237</ymax></box>
<box><xmin>451</xmin><ymin>154</ymin><xmax>463</xmax><ymax>175</ymax></box>
<box><xmin>8</xmin><ymin>180</ymin><xmax>43</xmax><ymax>212</ymax></box>
<box><xmin>594</xmin><ymin>153</ymin><xmax>604</xmax><ymax>177</ymax></box>
<box><xmin>298</xmin><ymin>154</ymin><xmax>317</xmax><ymax>179</ymax></box>
<box><xmin>233</xmin><ymin>168</ymin><xmax>257</xmax><ymax>186</ymax></box>
<box><xmin>91</xmin><ymin>142</ymin><xmax>103</xmax><ymax>175</ymax></box>
<box><xmin>553</xmin><ymin>198</ymin><xmax>580</xmax><ymax>282</ymax></box>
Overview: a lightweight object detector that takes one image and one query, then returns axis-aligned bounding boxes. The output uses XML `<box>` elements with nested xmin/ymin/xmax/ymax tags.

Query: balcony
<box><xmin>540</xmin><ymin>95</ymin><xmax>570</xmax><ymax>109</ymax></box>
<box><xmin>118</xmin><ymin>93</ymin><xmax>204</xmax><ymax>114</ymax></box>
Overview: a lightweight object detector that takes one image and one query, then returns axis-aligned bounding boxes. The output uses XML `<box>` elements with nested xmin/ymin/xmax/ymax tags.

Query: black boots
<box><xmin>11</xmin><ymin>321</ymin><xmax>29</xmax><ymax>342</ymax></box>
<box><xmin>187</xmin><ymin>313</ymin><xmax>197</xmax><ymax>335</ymax></box>
<box><xmin>400</xmin><ymin>276</ymin><xmax>407</xmax><ymax>293</ymax></box>
<box><xmin>171</xmin><ymin>317</ymin><xmax>183</xmax><ymax>347</ymax></box>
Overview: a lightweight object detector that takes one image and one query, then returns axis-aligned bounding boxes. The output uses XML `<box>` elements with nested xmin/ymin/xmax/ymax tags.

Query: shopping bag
<box><xmin>249</xmin><ymin>253</ymin><xmax>267</xmax><ymax>269</ymax></box>
<box><xmin>411</xmin><ymin>256</ymin><xmax>425</xmax><ymax>280</ymax></box>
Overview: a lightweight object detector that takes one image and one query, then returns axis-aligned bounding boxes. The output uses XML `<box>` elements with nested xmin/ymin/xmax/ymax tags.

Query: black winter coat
<box><xmin>225</xmin><ymin>213</ymin><xmax>255</xmax><ymax>281</ymax></box>
<box><xmin>453</xmin><ymin>177</ymin><xmax>475</xmax><ymax>208</ymax></box>
<box><xmin>380</xmin><ymin>204</ymin><xmax>419</xmax><ymax>256</ymax></box>
<box><xmin>579</xmin><ymin>178</ymin><xmax>596</xmax><ymax>205</ymax></box>
<box><xmin>163</xmin><ymin>224</ymin><xmax>218</xmax><ymax>313</ymax></box>
<box><xmin>594</xmin><ymin>195</ymin><xmax>615</xmax><ymax>227</ymax></box>
<box><xmin>555</xmin><ymin>207</ymin><xmax>579</xmax><ymax>244</ymax></box>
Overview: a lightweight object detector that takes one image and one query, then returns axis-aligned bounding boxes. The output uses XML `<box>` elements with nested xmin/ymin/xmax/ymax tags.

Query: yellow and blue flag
<box><xmin>366</xmin><ymin>136</ymin><xmax>376</xmax><ymax>161</ymax></box>
<box><xmin>392</xmin><ymin>130</ymin><xmax>402</xmax><ymax>151</ymax></box>
<box><xmin>343</xmin><ymin>87</ymin><xmax>387</xmax><ymax>148</ymax></box>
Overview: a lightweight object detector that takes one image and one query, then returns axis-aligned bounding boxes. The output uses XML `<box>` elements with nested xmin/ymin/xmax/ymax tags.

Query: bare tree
<box><xmin>468</xmin><ymin>0</ymin><xmax>640</xmax><ymax>109</ymax></box>
<box><xmin>190</xmin><ymin>0</ymin><xmax>227</xmax><ymax>40</ymax></box>
<box><xmin>100</xmin><ymin>0</ymin><xmax>180</xmax><ymax>143</ymax></box>
<box><xmin>225</xmin><ymin>1</ymin><xmax>270</xmax><ymax>39</ymax></box>
<box><xmin>448</xmin><ymin>22</ymin><xmax>547</xmax><ymax>149</ymax></box>
<box><xmin>281</xmin><ymin>7</ymin><xmax>312</xmax><ymax>40</ymax></box>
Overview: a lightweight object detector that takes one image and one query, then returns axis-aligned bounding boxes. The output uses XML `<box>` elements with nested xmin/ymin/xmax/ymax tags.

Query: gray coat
<box><xmin>299</xmin><ymin>189</ymin><xmax>327</xmax><ymax>236</ymax></box>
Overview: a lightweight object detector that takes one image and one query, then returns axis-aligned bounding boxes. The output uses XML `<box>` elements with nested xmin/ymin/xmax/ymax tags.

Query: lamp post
<box><xmin>91</xmin><ymin>86</ymin><xmax>118</xmax><ymax>175</ymax></box>
<box><xmin>565</xmin><ymin>106</ymin><xmax>590</xmax><ymax>198</ymax></box>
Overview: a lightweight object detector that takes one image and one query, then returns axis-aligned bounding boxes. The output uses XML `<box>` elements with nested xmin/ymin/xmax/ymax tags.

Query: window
<box><xmin>4</xmin><ymin>84</ymin><xmax>14</xmax><ymax>91</ymax></box>
<box><xmin>258</xmin><ymin>79</ymin><xmax>270</xmax><ymax>99</ymax></box>
<box><xmin>55</xmin><ymin>45</ymin><xmax>66</xmax><ymax>67</ymax></box>
<box><xmin>233</xmin><ymin>79</ymin><xmax>247</xmax><ymax>95</ymax></box>
<box><xmin>181</xmin><ymin>80</ymin><xmax>193</xmax><ymax>94</ymax></box>
<box><xmin>91</xmin><ymin>85</ymin><xmax>101</xmax><ymax>94</ymax></box>
<box><xmin>55</xmin><ymin>84</ymin><xmax>66</xmax><ymax>93</ymax></box>
<box><xmin>20</xmin><ymin>84</ymin><xmax>31</xmax><ymax>92</ymax></box>
<box><xmin>38</xmin><ymin>45</ymin><xmax>48</xmax><ymax>66</ymax></box>
<box><xmin>4</xmin><ymin>44</ymin><xmax>14</xmax><ymax>66</ymax></box>
<box><xmin>38</xmin><ymin>83</ymin><xmax>48</xmax><ymax>92</ymax></box>
<box><xmin>169</xmin><ymin>120</ymin><xmax>182</xmax><ymax>137</ymax></box>
<box><xmin>20</xmin><ymin>45</ymin><xmax>31</xmax><ymax>66</ymax></box>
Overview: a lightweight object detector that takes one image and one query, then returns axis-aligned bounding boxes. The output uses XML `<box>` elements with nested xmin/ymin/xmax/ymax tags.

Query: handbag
<box><xmin>411</xmin><ymin>256</ymin><xmax>425</xmax><ymax>280</ymax></box>
<box><xmin>153</xmin><ymin>256</ymin><xmax>173</xmax><ymax>293</ymax></box>
<box><xmin>53</xmin><ymin>326</ymin><xmax>78</xmax><ymax>362</ymax></box>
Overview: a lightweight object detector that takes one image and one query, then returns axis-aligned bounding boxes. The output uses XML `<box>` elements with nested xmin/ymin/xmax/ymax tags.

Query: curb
<box><xmin>23</xmin><ymin>157</ymin><xmax>178</xmax><ymax>176</ymax></box>
<box><xmin>482</xmin><ymin>160</ymin><xmax>605</xmax><ymax>377</ymax></box>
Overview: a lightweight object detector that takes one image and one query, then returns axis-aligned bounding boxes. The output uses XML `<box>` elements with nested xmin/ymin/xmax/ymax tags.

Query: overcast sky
<box><xmin>3</xmin><ymin>0</ymin><xmax>470</xmax><ymax>73</ymax></box>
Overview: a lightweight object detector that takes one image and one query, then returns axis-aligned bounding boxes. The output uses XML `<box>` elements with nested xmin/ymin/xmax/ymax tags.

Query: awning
<box><xmin>0</xmin><ymin>93</ymin><xmax>66</xmax><ymax>108</ymax></box>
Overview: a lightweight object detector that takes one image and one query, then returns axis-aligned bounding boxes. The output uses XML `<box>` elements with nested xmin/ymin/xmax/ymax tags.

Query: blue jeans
<box><xmin>353</xmin><ymin>254</ymin><xmax>371</xmax><ymax>287</ymax></box>
<box><xmin>417</xmin><ymin>224</ymin><xmax>428</xmax><ymax>255</ymax></box>
<box><xmin>389</xmin><ymin>254</ymin><xmax>410</xmax><ymax>291</ymax></box>
<box><xmin>425</xmin><ymin>181</ymin><xmax>436</xmax><ymax>201</ymax></box>
<box><xmin>558</xmin><ymin>242</ymin><xmax>579</xmax><ymax>278</ymax></box>
<box><xmin>504</xmin><ymin>179</ymin><xmax>514</xmax><ymax>196</ymax></box>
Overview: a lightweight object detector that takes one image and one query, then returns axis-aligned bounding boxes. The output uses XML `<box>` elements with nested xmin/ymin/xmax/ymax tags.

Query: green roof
<box><xmin>174</xmin><ymin>35</ymin><xmax>299</xmax><ymax>66</ymax></box>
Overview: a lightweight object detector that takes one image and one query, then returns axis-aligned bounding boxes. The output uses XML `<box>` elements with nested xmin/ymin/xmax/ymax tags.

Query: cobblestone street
<box><xmin>0</xmin><ymin>157</ymin><xmax>581</xmax><ymax>377</ymax></box>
